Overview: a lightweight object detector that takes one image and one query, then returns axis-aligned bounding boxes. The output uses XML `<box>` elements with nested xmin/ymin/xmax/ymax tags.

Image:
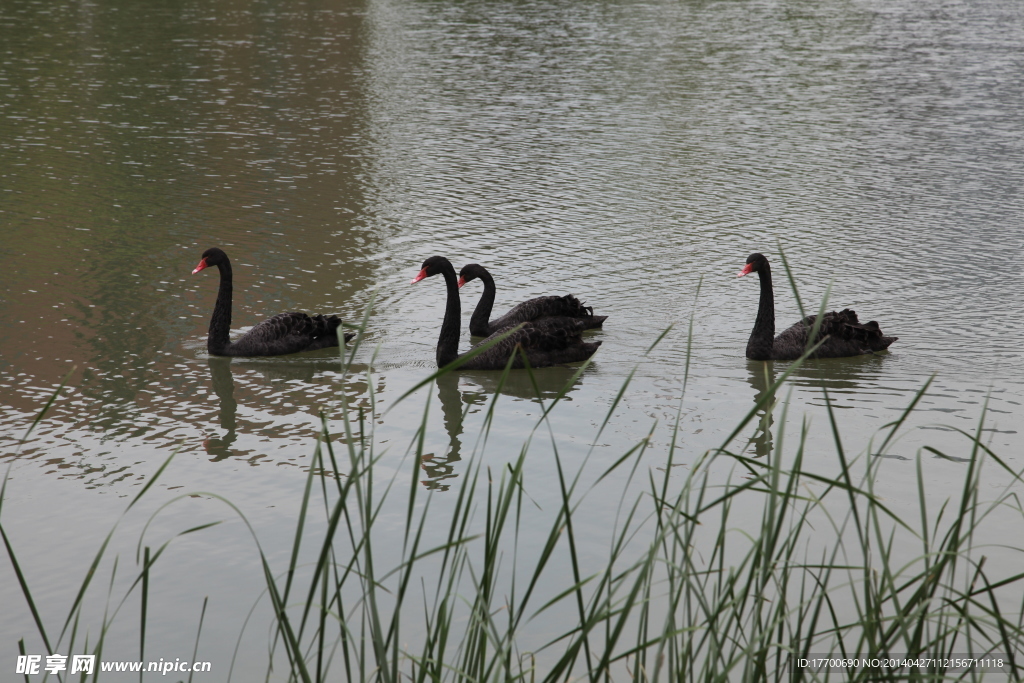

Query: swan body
<box><xmin>738</xmin><ymin>252</ymin><xmax>897</xmax><ymax>361</ymax></box>
<box><xmin>413</xmin><ymin>256</ymin><xmax>601</xmax><ymax>370</ymax></box>
<box><xmin>458</xmin><ymin>263</ymin><xmax>607</xmax><ymax>337</ymax></box>
<box><xmin>192</xmin><ymin>247</ymin><xmax>353</xmax><ymax>357</ymax></box>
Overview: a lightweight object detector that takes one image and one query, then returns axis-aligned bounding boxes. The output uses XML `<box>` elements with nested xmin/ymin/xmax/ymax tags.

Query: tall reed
<box><xmin>4</xmin><ymin>296</ymin><xmax>1023</xmax><ymax>682</ymax></box>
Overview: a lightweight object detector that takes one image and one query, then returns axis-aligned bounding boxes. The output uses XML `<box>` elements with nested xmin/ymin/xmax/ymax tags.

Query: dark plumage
<box><xmin>458</xmin><ymin>263</ymin><xmax>607</xmax><ymax>337</ymax></box>
<box><xmin>192</xmin><ymin>247</ymin><xmax>354</xmax><ymax>357</ymax></box>
<box><xmin>412</xmin><ymin>256</ymin><xmax>601</xmax><ymax>370</ymax></box>
<box><xmin>737</xmin><ymin>252</ymin><xmax>897</xmax><ymax>361</ymax></box>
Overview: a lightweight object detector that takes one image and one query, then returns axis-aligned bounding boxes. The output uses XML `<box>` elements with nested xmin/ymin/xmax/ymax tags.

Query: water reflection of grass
<box><xmin>4</xmin><ymin>322</ymin><xmax>1024</xmax><ymax>681</ymax></box>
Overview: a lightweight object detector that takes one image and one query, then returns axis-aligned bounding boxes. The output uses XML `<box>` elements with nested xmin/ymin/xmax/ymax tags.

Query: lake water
<box><xmin>2</xmin><ymin>0</ymin><xmax>1023</xmax><ymax>677</ymax></box>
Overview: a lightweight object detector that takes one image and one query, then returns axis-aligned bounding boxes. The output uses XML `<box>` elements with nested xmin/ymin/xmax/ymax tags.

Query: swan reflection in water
<box><xmin>420</xmin><ymin>373</ymin><xmax>467</xmax><ymax>491</ymax></box>
<box><xmin>205</xmin><ymin>357</ymin><xmax>323</xmax><ymax>461</ymax></box>
<box><xmin>205</xmin><ymin>354</ymin><xmax>587</xmax><ymax>482</ymax></box>
<box><xmin>744</xmin><ymin>355</ymin><xmax>895</xmax><ymax>461</ymax></box>
<box><xmin>421</xmin><ymin>365</ymin><xmax>589</xmax><ymax>491</ymax></box>
<box><xmin>746</xmin><ymin>360</ymin><xmax>777</xmax><ymax>459</ymax></box>
<box><xmin>202</xmin><ymin>357</ymin><xmax>373</xmax><ymax>464</ymax></box>
<box><xmin>205</xmin><ymin>357</ymin><xmax>238</xmax><ymax>461</ymax></box>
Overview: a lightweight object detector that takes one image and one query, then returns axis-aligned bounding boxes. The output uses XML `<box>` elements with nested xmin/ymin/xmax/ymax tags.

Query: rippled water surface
<box><xmin>2</xmin><ymin>0</ymin><xmax>1023</xmax><ymax>675</ymax></box>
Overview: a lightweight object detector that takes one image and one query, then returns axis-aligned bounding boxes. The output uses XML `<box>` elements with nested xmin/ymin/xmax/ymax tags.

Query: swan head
<box><xmin>411</xmin><ymin>255</ymin><xmax>452</xmax><ymax>284</ymax></box>
<box><xmin>193</xmin><ymin>247</ymin><xmax>228</xmax><ymax>274</ymax></box>
<box><xmin>457</xmin><ymin>263</ymin><xmax>488</xmax><ymax>288</ymax></box>
<box><xmin>738</xmin><ymin>252</ymin><xmax>769</xmax><ymax>277</ymax></box>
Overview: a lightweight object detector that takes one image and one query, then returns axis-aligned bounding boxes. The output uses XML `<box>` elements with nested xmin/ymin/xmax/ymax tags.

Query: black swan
<box><xmin>738</xmin><ymin>252</ymin><xmax>897</xmax><ymax>361</ymax></box>
<box><xmin>458</xmin><ymin>263</ymin><xmax>607</xmax><ymax>337</ymax></box>
<box><xmin>412</xmin><ymin>256</ymin><xmax>601</xmax><ymax>370</ymax></box>
<box><xmin>192</xmin><ymin>247</ymin><xmax>354</xmax><ymax>357</ymax></box>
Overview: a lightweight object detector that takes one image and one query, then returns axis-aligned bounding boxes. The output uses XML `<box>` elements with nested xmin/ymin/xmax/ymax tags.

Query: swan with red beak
<box><xmin>191</xmin><ymin>247</ymin><xmax>354</xmax><ymax>356</ymax></box>
<box><xmin>737</xmin><ymin>251</ymin><xmax>897</xmax><ymax>360</ymax></box>
<box><xmin>411</xmin><ymin>255</ymin><xmax>601</xmax><ymax>369</ymax></box>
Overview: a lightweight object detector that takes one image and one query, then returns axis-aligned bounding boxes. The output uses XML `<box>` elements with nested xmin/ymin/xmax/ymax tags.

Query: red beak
<box><xmin>737</xmin><ymin>263</ymin><xmax>754</xmax><ymax>277</ymax></box>
<box><xmin>410</xmin><ymin>267</ymin><xmax>429</xmax><ymax>284</ymax></box>
<box><xmin>457</xmin><ymin>276</ymin><xmax>466</xmax><ymax>288</ymax></box>
<box><xmin>192</xmin><ymin>257</ymin><xmax>209</xmax><ymax>275</ymax></box>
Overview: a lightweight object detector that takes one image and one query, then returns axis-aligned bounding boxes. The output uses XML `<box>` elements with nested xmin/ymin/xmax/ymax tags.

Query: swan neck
<box><xmin>469</xmin><ymin>270</ymin><xmax>496</xmax><ymax>336</ymax></box>
<box><xmin>746</xmin><ymin>264</ymin><xmax>776</xmax><ymax>360</ymax></box>
<box><xmin>208</xmin><ymin>259</ymin><xmax>234</xmax><ymax>354</ymax></box>
<box><xmin>437</xmin><ymin>262</ymin><xmax>462</xmax><ymax>367</ymax></box>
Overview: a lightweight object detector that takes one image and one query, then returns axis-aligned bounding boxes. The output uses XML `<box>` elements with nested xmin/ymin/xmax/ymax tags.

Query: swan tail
<box><xmin>798</xmin><ymin>309</ymin><xmax>897</xmax><ymax>356</ymax></box>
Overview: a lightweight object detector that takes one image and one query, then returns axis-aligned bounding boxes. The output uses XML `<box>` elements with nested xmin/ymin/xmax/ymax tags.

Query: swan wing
<box><xmin>775</xmin><ymin>310</ymin><xmax>896</xmax><ymax>358</ymax></box>
<box><xmin>231</xmin><ymin>312</ymin><xmax>342</xmax><ymax>355</ymax></box>
<box><xmin>488</xmin><ymin>295</ymin><xmax>605</xmax><ymax>334</ymax></box>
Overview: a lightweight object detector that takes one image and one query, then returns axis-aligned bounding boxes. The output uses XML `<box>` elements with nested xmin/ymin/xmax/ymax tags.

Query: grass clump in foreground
<box><xmin>4</xmin><ymin>314</ymin><xmax>1024</xmax><ymax>682</ymax></box>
